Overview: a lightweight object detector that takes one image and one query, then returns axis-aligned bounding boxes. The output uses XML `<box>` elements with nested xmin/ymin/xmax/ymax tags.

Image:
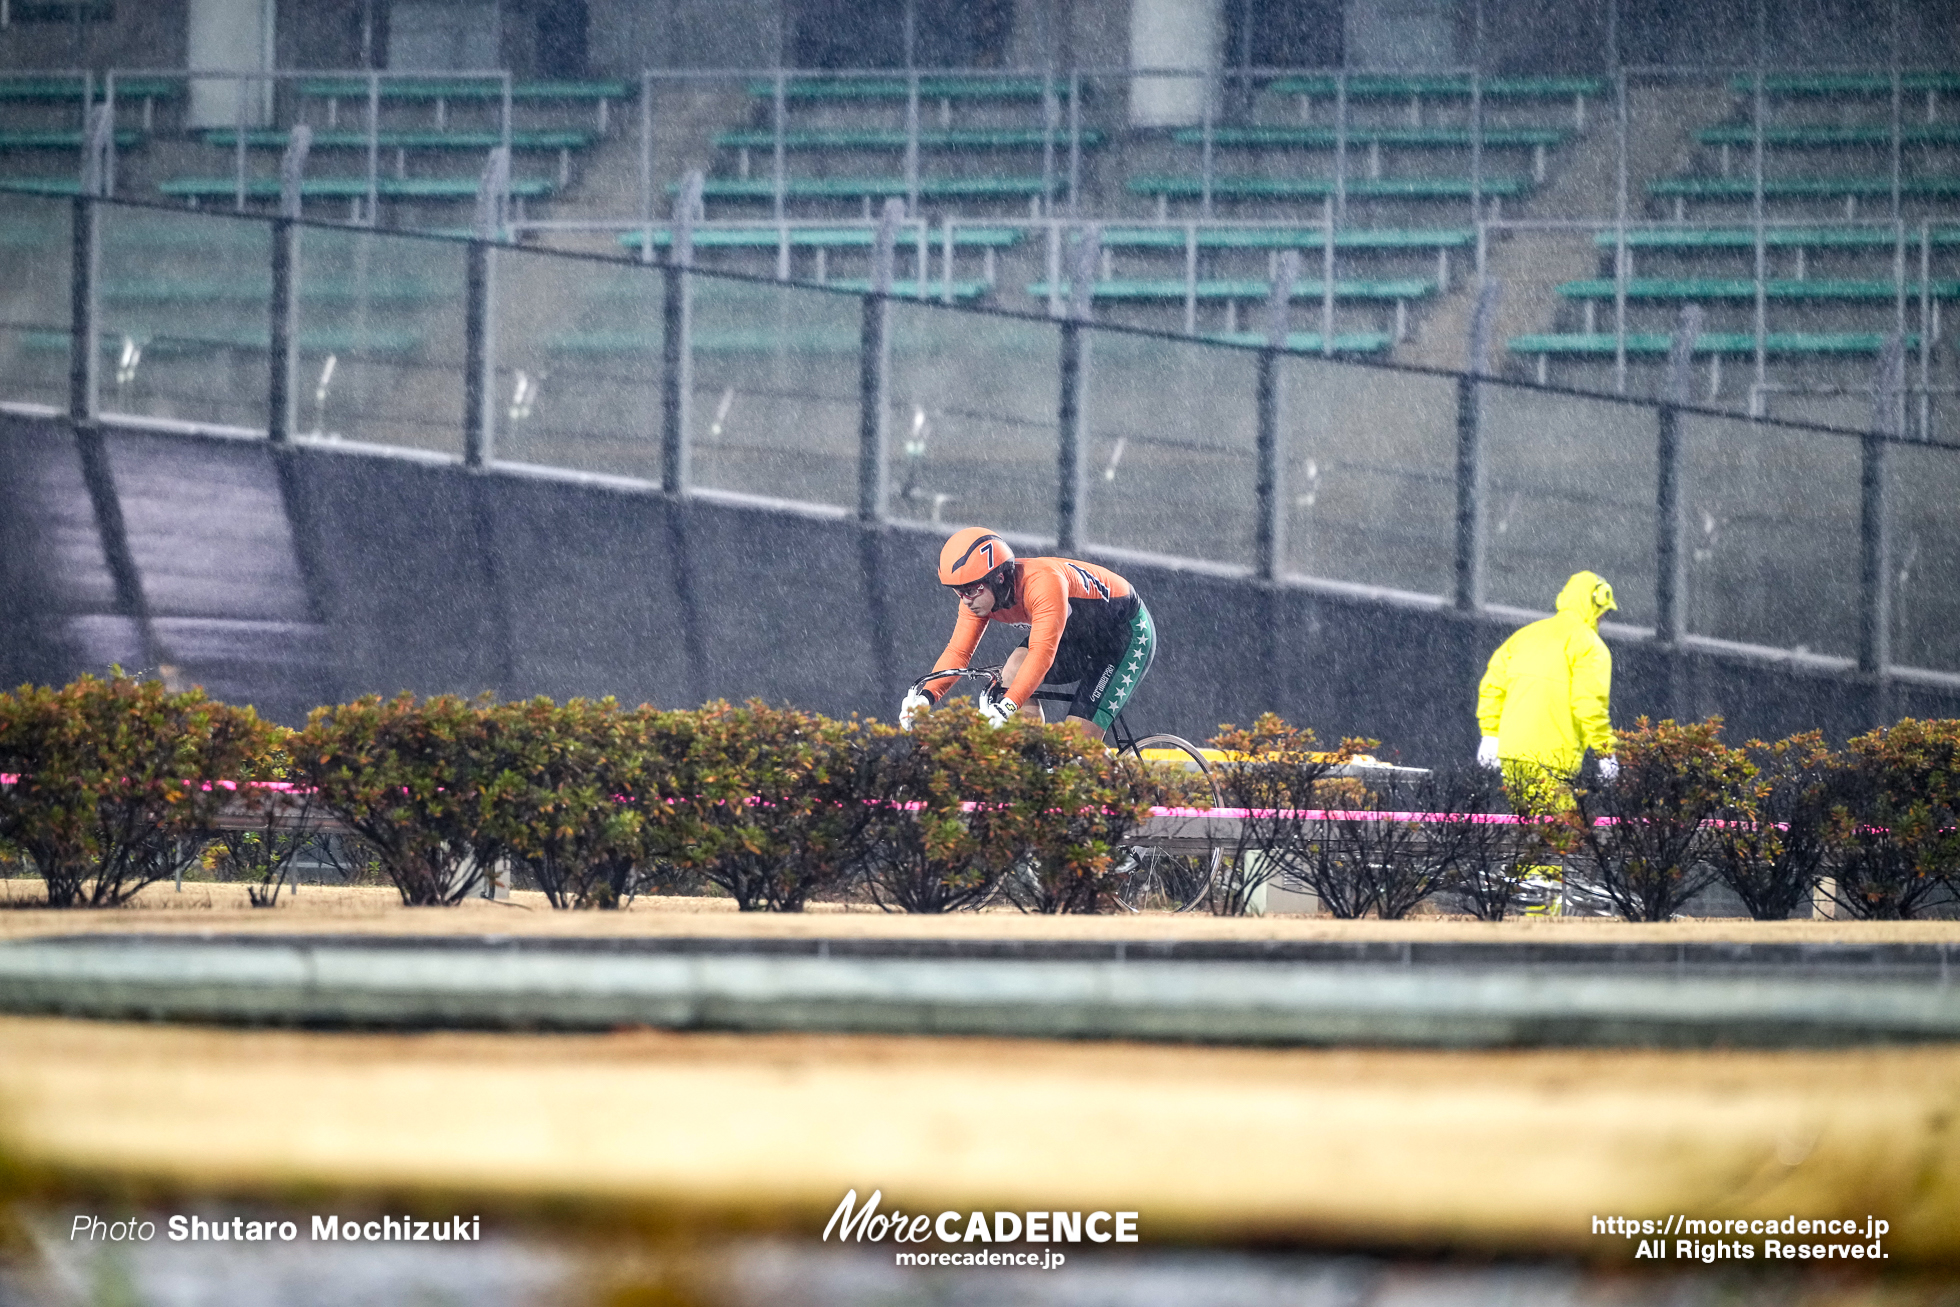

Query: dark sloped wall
<box><xmin>0</xmin><ymin>411</ymin><xmax>1946</xmax><ymax>765</ymax></box>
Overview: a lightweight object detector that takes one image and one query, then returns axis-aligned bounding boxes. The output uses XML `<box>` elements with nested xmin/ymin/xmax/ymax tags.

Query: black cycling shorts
<box><xmin>1017</xmin><ymin>594</ymin><xmax>1157</xmax><ymax>730</ymax></box>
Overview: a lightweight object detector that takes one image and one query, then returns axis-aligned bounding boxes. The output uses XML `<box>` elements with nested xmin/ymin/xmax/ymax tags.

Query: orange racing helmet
<box><xmin>938</xmin><ymin>527</ymin><xmax>1014</xmax><ymax>589</ymax></box>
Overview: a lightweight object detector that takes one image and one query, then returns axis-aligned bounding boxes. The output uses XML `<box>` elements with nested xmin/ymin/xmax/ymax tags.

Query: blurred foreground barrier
<box><xmin>1</xmin><ymin>935</ymin><xmax>1957</xmax><ymax>1047</ymax></box>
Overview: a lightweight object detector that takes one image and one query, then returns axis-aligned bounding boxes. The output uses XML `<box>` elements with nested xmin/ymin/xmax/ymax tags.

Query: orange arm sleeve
<box><xmin>927</xmin><ymin>606</ymin><xmax>990</xmax><ymax>701</ymax></box>
<box><xmin>1004</xmin><ymin>569</ymin><xmax>1066</xmax><ymax>708</ymax></box>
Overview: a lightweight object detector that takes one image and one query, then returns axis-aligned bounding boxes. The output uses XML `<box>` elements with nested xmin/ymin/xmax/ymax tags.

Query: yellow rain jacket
<box><xmin>1476</xmin><ymin>571</ymin><xmax>1617</xmax><ymax>782</ymax></box>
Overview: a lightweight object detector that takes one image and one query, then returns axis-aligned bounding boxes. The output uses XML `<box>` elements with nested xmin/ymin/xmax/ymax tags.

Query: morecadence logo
<box><xmin>822</xmin><ymin>1188</ymin><xmax>1138</xmax><ymax>1268</ymax></box>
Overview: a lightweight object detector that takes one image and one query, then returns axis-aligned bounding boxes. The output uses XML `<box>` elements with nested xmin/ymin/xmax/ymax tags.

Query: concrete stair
<box><xmin>0</xmin><ymin>412</ymin><xmax>333</xmax><ymax>723</ymax></box>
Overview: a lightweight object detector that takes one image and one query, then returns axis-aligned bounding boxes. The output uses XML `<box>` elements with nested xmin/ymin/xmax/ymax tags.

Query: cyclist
<box><xmin>899</xmin><ymin>527</ymin><xmax>1156</xmax><ymax>739</ymax></box>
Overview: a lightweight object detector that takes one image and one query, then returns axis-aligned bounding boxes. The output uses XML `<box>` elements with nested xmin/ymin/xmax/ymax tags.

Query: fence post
<box><xmin>475</xmin><ymin>145</ymin><xmax>511</xmax><ymax>243</ymax></box>
<box><xmin>1453</xmin><ymin>279</ymin><xmax>1501</xmax><ymax>612</ymax></box>
<box><xmin>904</xmin><ymin>70</ymin><xmax>920</xmax><ymax>218</ymax></box>
<box><xmin>268</xmin><ymin>126</ymin><xmax>310</xmax><ymax>446</ymax></box>
<box><xmin>1256</xmin><ymin>252</ymin><xmax>1299</xmax><ymax>584</ymax></box>
<box><xmin>859</xmin><ymin>198</ymin><xmax>901</xmax><ymax>523</ymax></box>
<box><xmin>1040</xmin><ymin>67</ymin><xmax>1057</xmax><ymax>216</ymax></box>
<box><xmin>279</xmin><ymin>123</ymin><xmax>312</xmax><ymax>222</ymax></box>
<box><xmin>1654</xmin><ymin>304</ymin><xmax>1700</xmax><ymax>647</ymax></box>
<box><xmin>461</xmin><ymin>149</ymin><xmax>510</xmax><ymax>469</ymax></box>
<box><xmin>80</xmin><ymin>101</ymin><xmax>111</xmax><ymax>198</ymax></box>
<box><xmin>462</xmin><ymin>238</ymin><xmax>495</xmax><ymax>468</ymax></box>
<box><xmin>639</xmin><ymin>70</ymin><xmax>654</xmax><ymax>237</ymax></box>
<box><xmin>1067</xmin><ymin>222</ymin><xmax>1099</xmax><ymax>324</ymax></box>
<box><xmin>772</xmin><ymin>69</ymin><xmax>787</xmax><ymax>222</ymax></box>
<box><xmin>269</xmin><ymin>219</ymin><xmax>297</xmax><ymax>444</ymax></box>
<box><xmin>661</xmin><ymin>170</ymin><xmax>703</xmax><ymax>497</ymax></box>
<box><xmin>69</xmin><ymin>193</ymin><xmax>98</xmax><ymax>421</ymax></box>
<box><xmin>1860</xmin><ymin>334</ymin><xmax>1904</xmax><ymax>694</ymax></box>
<box><xmin>364</xmin><ymin>71</ymin><xmax>380</xmax><ymax>225</ymax></box>
<box><xmin>1056</xmin><ymin>224</ymin><xmax>1099</xmax><ymax>553</ymax></box>
<box><xmin>100</xmin><ymin>74</ymin><xmax>118</xmax><ymax>196</ymax></box>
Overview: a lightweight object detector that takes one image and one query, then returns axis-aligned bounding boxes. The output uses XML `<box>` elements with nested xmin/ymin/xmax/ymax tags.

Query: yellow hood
<box><xmin>1554</xmin><ymin>571</ymin><xmax>1616</xmax><ymax>628</ymax></box>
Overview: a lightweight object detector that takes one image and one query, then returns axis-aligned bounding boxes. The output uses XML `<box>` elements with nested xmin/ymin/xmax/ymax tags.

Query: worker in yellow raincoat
<box><xmin>1475</xmin><ymin>571</ymin><xmax>1622</xmax><ymax>915</ymax></box>
<box><xmin>1476</xmin><ymin>569</ymin><xmax>1621</xmax><ymax>813</ymax></box>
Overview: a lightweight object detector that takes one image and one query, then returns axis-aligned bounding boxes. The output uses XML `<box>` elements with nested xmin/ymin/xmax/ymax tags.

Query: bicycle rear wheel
<box><xmin>1111</xmin><ymin>733</ymin><xmax>1223</xmax><ymax>914</ymax></box>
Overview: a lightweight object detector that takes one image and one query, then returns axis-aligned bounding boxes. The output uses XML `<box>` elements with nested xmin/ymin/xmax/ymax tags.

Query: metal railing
<box><xmin>7</xmin><ymin>188</ymin><xmax>1957</xmax><ymax>696</ymax></box>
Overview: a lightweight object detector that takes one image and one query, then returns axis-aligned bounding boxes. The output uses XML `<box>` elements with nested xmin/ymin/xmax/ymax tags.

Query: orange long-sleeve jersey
<box><xmin>930</xmin><ymin>557</ymin><xmax>1134</xmax><ymax>709</ymax></box>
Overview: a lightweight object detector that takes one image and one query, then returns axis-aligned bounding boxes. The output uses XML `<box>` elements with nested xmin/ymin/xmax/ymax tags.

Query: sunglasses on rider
<box><xmin>950</xmin><ymin>579</ymin><xmax>991</xmax><ymax>599</ymax></box>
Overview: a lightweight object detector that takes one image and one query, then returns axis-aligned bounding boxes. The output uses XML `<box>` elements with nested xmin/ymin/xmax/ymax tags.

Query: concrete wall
<box><xmin>0</xmin><ymin>0</ymin><xmax>188</xmax><ymax>70</ymax></box>
<box><xmin>586</xmin><ymin>0</ymin><xmax>782</xmax><ymax>74</ymax></box>
<box><xmin>2</xmin><ymin>410</ymin><xmax>1952</xmax><ymax>765</ymax></box>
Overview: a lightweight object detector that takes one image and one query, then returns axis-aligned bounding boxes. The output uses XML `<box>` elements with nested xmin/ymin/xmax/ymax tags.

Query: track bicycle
<box><xmin>904</xmin><ymin>665</ymin><xmax>1225</xmax><ymax>913</ymax></box>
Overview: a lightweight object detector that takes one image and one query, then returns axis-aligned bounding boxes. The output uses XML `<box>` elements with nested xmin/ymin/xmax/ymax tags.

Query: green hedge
<box><xmin>0</xmin><ymin>674</ymin><xmax>277</xmax><ymax>907</ymax></box>
<box><xmin>1556</xmin><ymin>716</ymin><xmax>1960</xmax><ymax>920</ymax></box>
<box><xmin>0</xmin><ymin>675</ymin><xmax>1177</xmax><ymax>912</ymax></box>
<box><xmin>4</xmin><ymin>674</ymin><xmax>1958</xmax><ymax>919</ymax></box>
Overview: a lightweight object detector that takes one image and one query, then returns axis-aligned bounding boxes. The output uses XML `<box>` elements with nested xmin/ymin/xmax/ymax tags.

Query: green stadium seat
<box><xmin>1593</xmin><ymin>226</ymin><xmax>1960</xmax><ymax>252</ymax></box>
<box><xmin>0</xmin><ymin>74</ymin><xmax>182</xmax><ymax>101</ymax></box>
<box><xmin>1558</xmin><ymin>277</ymin><xmax>1960</xmax><ymax>302</ymax></box>
<box><xmin>1512</xmin><ymin>329</ymin><xmax>1921</xmax><ymax>354</ymax></box>
<box><xmin>295</xmin><ymin>78</ymin><xmax>633</xmax><ymax>132</ymax></box>
<box><xmin>158</xmin><ymin>175</ymin><xmax>554</xmax><ymax>224</ymax></box>
<box><xmin>1589</xmin><ymin>224</ymin><xmax>1960</xmax><ymax>278</ymax></box>
<box><xmin>1029</xmin><ymin>275</ymin><xmax>1436</xmax><ymax>339</ymax></box>
<box><xmin>714</xmin><ymin>127</ymin><xmax>1103</xmax><ymax>151</ymax></box>
<box><xmin>1129</xmin><ymin>174</ymin><xmax>1530</xmax><ymax>219</ymax></box>
<box><xmin>1697</xmin><ymin>124</ymin><xmax>1960</xmax><ymax>148</ymax></box>
<box><xmin>1264</xmin><ymin>74</ymin><xmax>1606</xmax><ymax>129</ymax></box>
<box><xmin>1098</xmin><ymin>225</ymin><xmax>1474</xmax><ymax>288</ymax></box>
<box><xmin>743</xmin><ymin>75</ymin><xmax>1075</xmax><ymax>104</ymax></box>
<box><xmin>618</xmin><ymin>225</ymin><xmax>1023</xmax><ymax>251</ymax></box>
<box><xmin>1724</xmin><ymin>72</ymin><xmax>1960</xmax><ymax>96</ymax></box>
<box><xmin>203</xmin><ymin>128</ymin><xmax>596</xmax><ymax>147</ymax></box>
<box><xmin>1099</xmin><ymin>225</ymin><xmax>1473</xmax><ymax>250</ymax></box>
<box><xmin>681</xmin><ymin>175</ymin><xmax>1065</xmax><ymax>209</ymax></box>
<box><xmin>1204</xmin><ymin>330</ymin><xmax>1394</xmax><ymax>353</ymax></box>
<box><xmin>0</xmin><ymin>75</ymin><xmax>181</xmax><ymax>128</ymax></box>
<box><xmin>1649</xmin><ymin>174</ymin><xmax>1960</xmax><ymax>219</ymax></box>
<box><xmin>1694</xmin><ymin>123</ymin><xmax>1960</xmax><ymax>183</ymax></box>
<box><xmin>616</xmin><ymin>225</ymin><xmax>1021</xmax><ymax>288</ymax></box>
<box><xmin>1509</xmin><ymin>329</ymin><xmax>1922</xmax><ymax>384</ymax></box>
<box><xmin>161</xmin><ymin>175</ymin><xmax>555</xmax><ymax>199</ymax></box>
<box><xmin>1170</xmin><ymin>125</ymin><xmax>1567</xmax><ymax>182</ymax></box>
<box><xmin>200</xmin><ymin>127</ymin><xmax>598</xmax><ymax>187</ymax></box>
<box><xmin>1554</xmin><ymin>277</ymin><xmax>1956</xmax><ymax>339</ymax></box>
<box><xmin>299</xmin><ymin>76</ymin><xmax>631</xmax><ymax>101</ymax></box>
<box><xmin>0</xmin><ymin>178</ymin><xmax>83</xmax><ymax>196</ymax></box>
<box><xmin>713</xmin><ymin>127</ymin><xmax>1104</xmax><ymax>184</ymax></box>
<box><xmin>1027</xmin><ymin>276</ymin><xmax>1435</xmax><ymax>301</ymax></box>
<box><xmin>1268</xmin><ymin>73</ymin><xmax>1606</xmax><ymax>98</ymax></box>
<box><xmin>0</xmin><ymin>129</ymin><xmax>142</xmax><ymax>149</ymax></box>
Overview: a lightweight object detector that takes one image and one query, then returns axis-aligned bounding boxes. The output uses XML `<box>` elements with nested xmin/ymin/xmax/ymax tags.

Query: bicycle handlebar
<box><xmin>908</xmin><ymin>666</ymin><xmax>1005</xmax><ymax>699</ymax></box>
<box><xmin>909</xmin><ymin>667</ymin><xmax>1074</xmax><ymax>705</ymax></box>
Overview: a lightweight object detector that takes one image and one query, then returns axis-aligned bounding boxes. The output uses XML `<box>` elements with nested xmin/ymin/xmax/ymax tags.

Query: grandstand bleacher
<box><xmin>0</xmin><ymin>45</ymin><xmax>1943</xmax><ymax>424</ymax></box>
<box><xmin>295</xmin><ymin>77</ymin><xmax>633</xmax><ymax>132</ymax></box>
<box><xmin>1265</xmin><ymin>73</ymin><xmax>1607</xmax><ymax>129</ymax></box>
<box><xmin>1506</xmin><ymin>69</ymin><xmax>1957</xmax><ymax>413</ymax></box>
<box><xmin>0</xmin><ymin>73</ymin><xmax>182</xmax><ymax>129</ymax></box>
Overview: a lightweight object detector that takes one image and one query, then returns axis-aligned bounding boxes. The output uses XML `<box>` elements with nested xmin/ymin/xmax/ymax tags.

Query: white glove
<box><xmin>979</xmin><ymin>695</ymin><xmax>1016</xmax><ymax>728</ymax></box>
<box><xmin>1597</xmin><ymin>755</ymin><xmax>1620</xmax><ymax>782</ymax></box>
<box><xmin>898</xmin><ymin>691</ymin><xmax>931</xmax><ymax>731</ymax></box>
<box><xmin>1476</xmin><ymin>736</ymin><xmax>1501</xmax><ymax>769</ymax></box>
